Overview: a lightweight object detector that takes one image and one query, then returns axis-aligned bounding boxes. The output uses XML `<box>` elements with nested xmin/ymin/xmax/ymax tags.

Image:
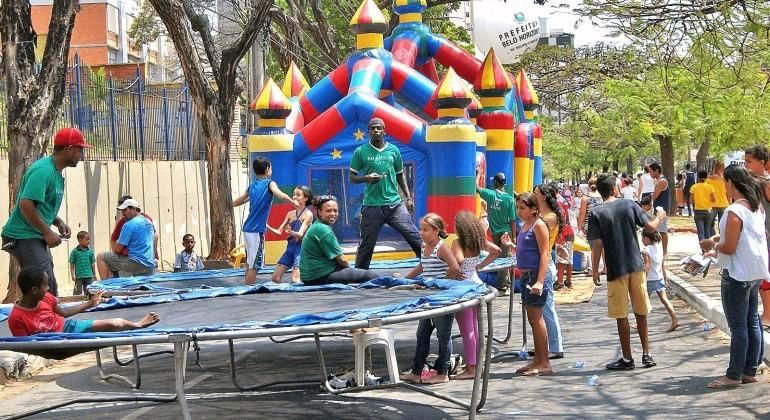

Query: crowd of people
<box><xmin>2</xmin><ymin>125</ymin><xmax>769</xmax><ymax>391</ymax></box>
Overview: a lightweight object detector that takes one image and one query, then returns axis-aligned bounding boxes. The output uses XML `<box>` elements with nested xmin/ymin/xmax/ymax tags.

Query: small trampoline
<box><xmin>0</xmin><ymin>277</ymin><xmax>497</xmax><ymax>419</ymax></box>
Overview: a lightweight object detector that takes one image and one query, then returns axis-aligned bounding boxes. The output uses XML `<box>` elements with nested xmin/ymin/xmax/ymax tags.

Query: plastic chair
<box><xmin>352</xmin><ymin>328</ymin><xmax>400</xmax><ymax>386</ymax></box>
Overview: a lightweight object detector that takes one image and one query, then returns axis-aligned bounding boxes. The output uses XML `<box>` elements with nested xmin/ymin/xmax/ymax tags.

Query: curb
<box><xmin>666</xmin><ymin>270</ymin><xmax>770</xmax><ymax>365</ymax></box>
<box><xmin>0</xmin><ymin>351</ymin><xmax>57</xmax><ymax>385</ymax></box>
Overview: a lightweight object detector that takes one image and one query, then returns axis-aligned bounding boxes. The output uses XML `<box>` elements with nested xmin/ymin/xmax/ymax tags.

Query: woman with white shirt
<box><xmin>700</xmin><ymin>164</ymin><xmax>769</xmax><ymax>389</ymax></box>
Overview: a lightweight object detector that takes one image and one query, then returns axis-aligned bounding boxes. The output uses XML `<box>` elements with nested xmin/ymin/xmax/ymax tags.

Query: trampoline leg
<box><xmin>111</xmin><ymin>344</ymin><xmax>173</xmax><ymax>366</ymax></box>
<box><xmin>478</xmin><ymin>300</ymin><xmax>494</xmax><ymax>410</ymax></box>
<box><xmin>171</xmin><ymin>338</ymin><xmax>191</xmax><ymax>420</ymax></box>
<box><xmin>314</xmin><ymin>333</ymin><xmax>336</xmax><ymax>393</ymax></box>
<box><xmin>492</xmin><ymin>284</ymin><xmax>515</xmax><ymax>344</ymax></box>
<box><xmin>520</xmin><ymin>302</ymin><xmax>528</xmax><ymax>353</ymax></box>
<box><xmin>95</xmin><ymin>347</ymin><xmax>141</xmax><ymax>389</ymax></box>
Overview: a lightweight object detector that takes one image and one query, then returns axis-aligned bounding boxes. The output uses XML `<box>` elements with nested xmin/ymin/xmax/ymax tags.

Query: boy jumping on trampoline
<box><xmin>8</xmin><ymin>266</ymin><xmax>160</xmax><ymax>336</ymax></box>
<box><xmin>233</xmin><ymin>156</ymin><xmax>299</xmax><ymax>285</ymax></box>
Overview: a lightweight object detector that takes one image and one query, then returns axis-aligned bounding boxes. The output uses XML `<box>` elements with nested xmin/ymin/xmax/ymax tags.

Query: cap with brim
<box><xmin>116</xmin><ymin>198</ymin><xmax>141</xmax><ymax>210</ymax></box>
<box><xmin>489</xmin><ymin>172</ymin><xmax>506</xmax><ymax>184</ymax></box>
<box><xmin>54</xmin><ymin>127</ymin><xmax>93</xmax><ymax>148</ymax></box>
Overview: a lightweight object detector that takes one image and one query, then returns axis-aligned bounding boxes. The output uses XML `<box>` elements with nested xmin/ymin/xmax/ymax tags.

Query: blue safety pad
<box><xmin>89</xmin><ymin>256</ymin><xmax>516</xmax><ymax>293</ymax></box>
<box><xmin>0</xmin><ymin>277</ymin><xmax>489</xmax><ymax>342</ymax></box>
<box><xmin>0</xmin><ymin>304</ymin><xmax>11</xmax><ymax>323</ymax></box>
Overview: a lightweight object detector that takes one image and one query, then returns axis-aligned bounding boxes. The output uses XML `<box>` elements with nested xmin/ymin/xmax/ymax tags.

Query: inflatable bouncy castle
<box><xmin>248</xmin><ymin>0</ymin><xmax>542</xmax><ymax>263</ymax></box>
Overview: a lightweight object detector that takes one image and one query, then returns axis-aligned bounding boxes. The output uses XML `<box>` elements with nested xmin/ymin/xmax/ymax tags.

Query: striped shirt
<box><xmin>69</xmin><ymin>246</ymin><xmax>95</xmax><ymax>279</ymax></box>
<box><xmin>421</xmin><ymin>240</ymin><xmax>448</xmax><ymax>279</ymax></box>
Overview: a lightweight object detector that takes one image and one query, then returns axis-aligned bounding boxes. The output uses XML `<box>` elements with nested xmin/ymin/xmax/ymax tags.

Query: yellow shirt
<box><xmin>542</xmin><ymin>212</ymin><xmax>559</xmax><ymax>250</ymax></box>
<box><xmin>690</xmin><ymin>182</ymin><xmax>716</xmax><ymax>210</ymax></box>
<box><xmin>705</xmin><ymin>177</ymin><xmax>729</xmax><ymax>208</ymax></box>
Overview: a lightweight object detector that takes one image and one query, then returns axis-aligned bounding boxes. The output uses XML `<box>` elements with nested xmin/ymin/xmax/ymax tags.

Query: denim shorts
<box><xmin>520</xmin><ymin>270</ymin><xmax>549</xmax><ymax>307</ymax></box>
<box><xmin>647</xmin><ymin>279</ymin><xmax>666</xmax><ymax>294</ymax></box>
<box><xmin>63</xmin><ymin>319</ymin><xmax>94</xmax><ymax>333</ymax></box>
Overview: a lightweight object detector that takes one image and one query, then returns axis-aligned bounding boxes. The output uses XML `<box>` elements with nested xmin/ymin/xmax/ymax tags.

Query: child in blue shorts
<box><xmin>8</xmin><ymin>267</ymin><xmax>160</xmax><ymax>336</ymax></box>
<box><xmin>268</xmin><ymin>186</ymin><xmax>314</xmax><ymax>283</ymax></box>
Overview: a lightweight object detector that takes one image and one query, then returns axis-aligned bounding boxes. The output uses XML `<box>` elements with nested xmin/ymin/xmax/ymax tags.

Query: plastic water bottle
<box><xmin>573</xmin><ymin>361</ymin><xmax>585</xmax><ymax>368</ymax></box>
<box><xmin>587</xmin><ymin>374</ymin><xmax>599</xmax><ymax>387</ymax></box>
<box><xmin>518</xmin><ymin>350</ymin><xmax>528</xmax><ymax>360</ymax></box>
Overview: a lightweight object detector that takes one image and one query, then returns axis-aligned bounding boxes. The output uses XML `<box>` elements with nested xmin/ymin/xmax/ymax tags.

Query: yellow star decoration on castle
<box><xmin>353</xmin><ymin>128</ymin><xmax>365</xmax><ymax>141</ymax></box>
<box><xmin>331</xmin><ymin>148</ymin><xmax>343</xmax><ymax>159</ymax></box>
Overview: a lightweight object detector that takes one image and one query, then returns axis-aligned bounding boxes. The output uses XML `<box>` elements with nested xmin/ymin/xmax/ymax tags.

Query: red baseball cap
<box><xmin>54</xmin><ymin>127</ymin><xmax>92</xmax><ymax>148</ymax></box>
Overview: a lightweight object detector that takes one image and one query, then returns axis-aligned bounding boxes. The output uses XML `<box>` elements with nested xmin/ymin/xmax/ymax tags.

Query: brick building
<box><xmin>30</xmin><ymin>0</ymin><xmax>178</xmax><ymax>82</ymax></box>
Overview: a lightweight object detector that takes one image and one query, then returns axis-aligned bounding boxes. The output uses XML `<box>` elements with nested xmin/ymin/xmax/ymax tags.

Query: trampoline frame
<box><xmin>2</xmin><ymin>292</ymin><xmax>497</xmax><ymax>420</ymax></box>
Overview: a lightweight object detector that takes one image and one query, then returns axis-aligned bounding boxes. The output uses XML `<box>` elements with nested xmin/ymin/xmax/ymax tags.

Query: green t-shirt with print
<box><xmin>300</xmin><ymin>221</ymin><xmax>344</xmax><ymax>282</ymax></box>
<box><xmin>2</xmin><ymin>157</ymin><xmax>65</xmax><ymax>239</ymax></box>
<box><xmin>478</xmin><ymin>187</ymin><xmax>517</xmax><ymax>235</ymax></box>
<box><xmin>349</xmin><ymin>142</ymin><xmax>403</xmax><ymax>206</ymax></box>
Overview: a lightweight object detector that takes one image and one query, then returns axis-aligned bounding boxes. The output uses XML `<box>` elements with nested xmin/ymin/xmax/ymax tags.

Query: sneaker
<box><xmin>606</xmin><ymin>358</ymin><xmax>635</xmax><ymax>370</ymax></box>
<box><xmin>642</xmin><ymin>354</ymin><xmax>657</xmax><ymax>368</ymax></box>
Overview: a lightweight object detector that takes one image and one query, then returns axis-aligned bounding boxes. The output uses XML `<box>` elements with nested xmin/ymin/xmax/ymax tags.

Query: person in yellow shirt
<box><xmin>706</xmin><ymin>160</ymin><xmax>729</xmax><ymax>233</ymax></box>
<box><xmin>690</xmin><ymin>170</ymin><xmax>717</xmax><ymax>241</ymax></box>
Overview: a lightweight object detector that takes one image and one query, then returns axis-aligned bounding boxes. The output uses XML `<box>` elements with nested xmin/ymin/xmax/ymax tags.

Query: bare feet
<box><xmin>399</xmin><ymin>372</ymin><xmax>421</xmax><ymax>384</ymax></box>
<box><xmin>667</xmin><ymin>320</ymin><xmax>680</xmax><ymax>332</ymax></box>
<box><xmin>421</xmin><ymin>373</ymin><xmax>449</xmax><ymax>385</ymax></box>
<box><xmin>138</xmin><ymin>312</ymin><xmax>160</xmax><ymax>328</ymax></box>
<box><xmin>520</xmin><ymin>368</ymin><xmax>554</xmax><ymax>377</ymax></box>
<box><xmin>515</xmin><ymin>363</ymin><xmax>536</xmax><ymax>375</ymax></box>
<box><xmin>454</xmin><ymin>366</ymin><xmax>476</xmax><ymax>380</ymax></box>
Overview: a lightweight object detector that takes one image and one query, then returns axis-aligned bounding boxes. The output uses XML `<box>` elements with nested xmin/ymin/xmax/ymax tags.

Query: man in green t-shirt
<box><xmin>477</xmin><ymin>172</ymin><xmax>517</xmax><ymax>293</ymax></box>
<box><xmin>1</xmin><ymin>127</ymin><xmax>92</xmax><ymax>296</ymax></box>
<box><xmin>349</xmin><ymin>118</ymin><xmax>421</xmax><ymax>269</ymax></box>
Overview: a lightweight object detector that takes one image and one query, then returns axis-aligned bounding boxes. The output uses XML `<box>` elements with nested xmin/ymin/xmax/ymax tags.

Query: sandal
<box><xmin>520</xmin><ymin>368</ymin><xmax>554</xmax><ymax>377</ymax></box>
<box><xmin>707</xmin><ymin>377</ymin><xmax>741</xmax><ymax>389</ymax></box>
<box><xmin>399</xmin><ymin>372</ymin><xmax>422</xmax><ymax>384</ymax></box>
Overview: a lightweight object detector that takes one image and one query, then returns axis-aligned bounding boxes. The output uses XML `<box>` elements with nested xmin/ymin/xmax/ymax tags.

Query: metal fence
<box><xmin>0</xmin><ymin>52</ymin><xmax>207</xmax><ymax>161</ymax></box>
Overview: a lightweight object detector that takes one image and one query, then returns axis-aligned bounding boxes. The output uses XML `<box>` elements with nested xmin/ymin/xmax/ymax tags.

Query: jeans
<box><xmin>721</xmin><ymin>272</ymin><xmax>764</xmax><ymax>381</ymax></box>
<box><xmin>694</xmin><ymin>210</ymin><xmax>714</xmax><ymax>241</ymax></box>
<box><xmin>6</xmin><ymin>238</ymin><xmax>58</xmax><ymax>296</ymax></box>
<box><xmin>712</xmin><ymin>207</ymin><xmax>726</xmax><ymax>233</ymax></box>
<box><xmin>543</xmin><ymin>262</ymin><xmax>564</xmax><ymax>353</ymax></box>
<box><xmin>355</xmin><ymin>203</ymin><xmax>421</xmax><ymax>269</ymax></box>
<box><xmin>305</xmin><ymin>267</ymin><xmax>379</xmax><ymax>285</ymax></box>
<box><xmin>412</xmin><ymin>314</ymin><xmax>454</xmax><ymax>375</ymax></box>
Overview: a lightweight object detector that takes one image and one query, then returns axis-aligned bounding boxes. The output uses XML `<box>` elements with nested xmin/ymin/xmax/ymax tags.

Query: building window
<box><xmin>108</xmin><ymin>49</ymin><xmax>120</xmax><ymax>64</ymax></box>
<box><xmin>107</xmin><ymin>4</ymin><xmax>119</xmax><ymax>33</ymax></box>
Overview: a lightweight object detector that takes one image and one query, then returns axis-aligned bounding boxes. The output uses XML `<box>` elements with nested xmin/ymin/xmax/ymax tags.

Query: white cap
<box><xmin>117</xmin><ymin>198</ymin><xmax>141</xmax><ymax>210</ymax></box>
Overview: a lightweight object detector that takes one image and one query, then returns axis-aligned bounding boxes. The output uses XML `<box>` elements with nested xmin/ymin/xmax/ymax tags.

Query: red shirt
<box><xmin>111</xmin><ymin>213</ymin><xmax>156</xmax><ymax>257</ymax></box>
<box><xmin>8</xmin><ymin>293</ymin><xmax>64</xmax><ymax>336</ymax></box>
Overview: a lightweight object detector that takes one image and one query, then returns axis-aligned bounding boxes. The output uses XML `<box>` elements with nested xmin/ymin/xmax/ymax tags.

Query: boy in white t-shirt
<box><xmin>641</xmin><ymin>230</ymin><xmax>678</xmax><ymax>332</ymax></box>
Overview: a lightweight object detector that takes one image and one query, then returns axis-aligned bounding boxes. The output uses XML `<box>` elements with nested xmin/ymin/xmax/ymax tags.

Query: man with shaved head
<box><xmin>349</xmin><ymin>117</ymin><xmax>421</xmax><ymax>269</ymax></box>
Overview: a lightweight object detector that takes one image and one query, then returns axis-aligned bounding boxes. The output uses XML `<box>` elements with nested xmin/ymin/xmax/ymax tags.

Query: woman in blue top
<box><xmin>515</xmin><ymin>192</ymin><xmax>554</xmax><ymax>377</ymax></box>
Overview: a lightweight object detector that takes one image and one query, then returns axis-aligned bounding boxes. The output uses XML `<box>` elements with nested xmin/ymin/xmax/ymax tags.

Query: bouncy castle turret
<box><xmin>516</xmin><ymin>69</ymin><xmax>541</xmax><ymax>189</ymax></box>
<box><xmin>350</xmin><ymin>0</ymin><xmax>388</xmax><ymax>50</ymax></box>
<box><xmin>426</xmin><ymin>68</ymin><xmax>477</xmax><ymax>232</ymax></box>
<box><xmin>282</xmin><ymin>61</ymin><xmax>310</xmax><ymax>98</ymax></box>
<box><xmin>474</xmin><ymin>49</ymin><xmax>515</xmax><ymax>194</ymax></box>
<box><xmin>249</xmin><ymin>78</ymin><xmax>297</xmax><ymax>257</ymax></box>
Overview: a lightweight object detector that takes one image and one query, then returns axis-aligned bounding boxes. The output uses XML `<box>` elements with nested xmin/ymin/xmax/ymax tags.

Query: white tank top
<box><xmin>644</xmin><ymin>243</ymin><xmax>663</xmax><ymax>282</ymax></box>
<box><xmin>459</xmin><ymin>255</ymin><xmax>483</xmax><ymax>284</ymax></box>
<box><xmin>421</xmin><ymin>240</ymin><xmax>448</xmax><ymax>279</ymax></box>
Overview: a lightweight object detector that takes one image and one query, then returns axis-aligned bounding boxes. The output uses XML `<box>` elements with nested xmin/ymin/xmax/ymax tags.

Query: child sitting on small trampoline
<box><xmin>8</xmin><ymin>267</ymin><xmax>160</xmax><ymax>336</ymax></box>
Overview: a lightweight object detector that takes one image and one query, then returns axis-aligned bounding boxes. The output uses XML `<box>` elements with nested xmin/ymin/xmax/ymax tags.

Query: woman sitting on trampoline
<box><xmin>298</xmin><ymin>195</ymin><xmax>379</xmax><ymax>285</ymax></box>
<box><xmin>8</xmin><ymin>267</ymin><xmax>160</xmax><ymax>336</ymax></box>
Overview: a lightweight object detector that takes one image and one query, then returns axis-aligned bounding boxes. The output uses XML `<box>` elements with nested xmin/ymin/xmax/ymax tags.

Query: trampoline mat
<box><xmin>0</xmin><ymin>288</ymin><xmax>437</xmax><ymax>337</ymax></box>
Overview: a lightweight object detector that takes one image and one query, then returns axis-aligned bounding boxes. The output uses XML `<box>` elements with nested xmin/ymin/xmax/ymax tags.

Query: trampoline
<box><xmin>0</xmin><ymin>277</ymin><xmax>497</xmax><ymax>419</ymax></box>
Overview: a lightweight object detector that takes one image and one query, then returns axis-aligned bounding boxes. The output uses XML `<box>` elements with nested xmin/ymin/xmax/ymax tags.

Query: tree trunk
<box><xmin>205</xmin><ymin>121</ymin><xmax>236</xmax><ymax>260</ymax></box>
<box><xmin>625</xmin><ymin>156</ymin><xmax>634</xmax><ymax>175</ymax></box>
<box><xmin>611</xmin><ymin>159</ymin><xmax>619</xmax><ymax>172</ymax></box>
<box><xmin>696</xmin><ymin>137</ymin><xmax>709</xmax><ymax>170</ymax></box>
<box><xmin>657</xmin><ymin>134</ymin><xmax>676</xmax><ymax>214</ymax></box>
<box><xmin>1</xmin><ymin>0</ymin><xmax>79</xmax><ymax>303</ymax></box>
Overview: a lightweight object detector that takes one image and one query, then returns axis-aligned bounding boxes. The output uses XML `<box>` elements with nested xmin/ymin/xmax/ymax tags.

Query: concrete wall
<box><xmin>0</xmin><ymin>160</ymin><xmax>249</xmax><ymax>298</ymax></box>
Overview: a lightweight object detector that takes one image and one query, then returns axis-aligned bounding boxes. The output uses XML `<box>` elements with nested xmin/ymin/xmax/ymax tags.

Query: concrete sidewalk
<box><xmin>663</xmin><ymin>231</ymin><xmax>770</xmax><ymax>363</ymax></box>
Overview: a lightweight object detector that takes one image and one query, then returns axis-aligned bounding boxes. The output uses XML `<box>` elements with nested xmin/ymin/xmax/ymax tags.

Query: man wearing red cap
<box><xmin>1</xmin><ymin>127</ymin><xmax>92</xmax><ymax>296</ymax></box>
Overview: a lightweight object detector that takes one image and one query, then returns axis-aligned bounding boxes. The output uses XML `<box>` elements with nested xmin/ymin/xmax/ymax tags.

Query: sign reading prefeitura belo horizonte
<box><xmin>472</xmin><ymin>0</ymin><xmax>541</xmax><ymax>65</ymax></box>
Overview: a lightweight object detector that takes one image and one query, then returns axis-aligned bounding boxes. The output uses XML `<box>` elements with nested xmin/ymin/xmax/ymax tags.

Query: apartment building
<box><xmin>30</xmin><ymin>0</ymin><xmax>177</xmax><ymax>81</ymax></box>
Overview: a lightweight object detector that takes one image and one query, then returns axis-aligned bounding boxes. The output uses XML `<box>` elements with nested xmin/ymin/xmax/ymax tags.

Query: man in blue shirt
<box><xmin>100</xmin><ymin>198</ymin><xmax>155</xmax><ymax>278</ymax></box>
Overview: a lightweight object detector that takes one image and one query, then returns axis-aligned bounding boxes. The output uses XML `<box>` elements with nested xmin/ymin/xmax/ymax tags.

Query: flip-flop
<box><xmin>520</xmin><ymin>368</ymin><xmax>553</xmax><ymax>377</ymax></box>
<box><xmin>516</xmin><ymin>364</ymin><xmax>535</xmax><ymax>375</ymax></box>
<box><xmin>742</xmin><ymin>375</ymin><xmax>759</xmax><ymax>384</ymax></box>
<box><xmin>707</xmin><ymin>378</ymin><xmax>741</xmax><ymax>389</ymax></box>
